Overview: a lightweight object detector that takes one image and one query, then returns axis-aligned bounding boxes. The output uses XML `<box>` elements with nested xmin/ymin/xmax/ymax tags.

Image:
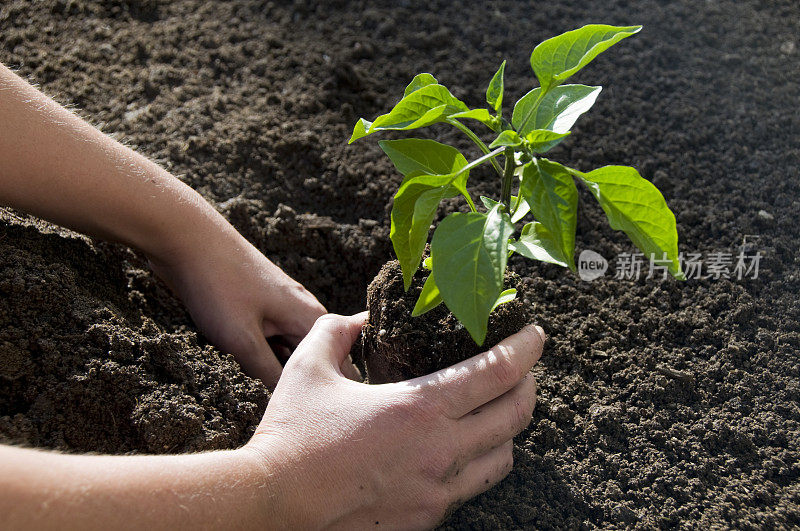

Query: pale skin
<box><xmin>0</xmin><ymin>63</ymin><xmax>546</xmax><ymax>528</ymax></box>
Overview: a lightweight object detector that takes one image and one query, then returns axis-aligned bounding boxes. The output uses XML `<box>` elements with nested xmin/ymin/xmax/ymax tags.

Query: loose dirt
<box><xmin>1</xmin><ymin>0</ymin><xmax>798</xmax><ymax>527</ymax></box>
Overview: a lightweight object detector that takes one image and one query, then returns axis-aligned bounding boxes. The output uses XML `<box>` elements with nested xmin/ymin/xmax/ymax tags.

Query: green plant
<box><xmin>349</xmin><ymin>24</ymin><xmax>684</xmax><ymax>345</ymax></box>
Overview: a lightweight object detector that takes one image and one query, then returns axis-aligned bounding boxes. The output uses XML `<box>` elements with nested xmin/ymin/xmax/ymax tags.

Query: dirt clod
<box><xmin>1</xmin><ymin>0</ymin><xmax>799</xmax><ymax>527</ymax></box>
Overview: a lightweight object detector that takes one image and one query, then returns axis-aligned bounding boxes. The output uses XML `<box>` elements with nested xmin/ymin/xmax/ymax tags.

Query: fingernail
<box><xmin>534</xmin><ymin>325</ymin><xmax>546</xmax><ymax>342</ymax></box>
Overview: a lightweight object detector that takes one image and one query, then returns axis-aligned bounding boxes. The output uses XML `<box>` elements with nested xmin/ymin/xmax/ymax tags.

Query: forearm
<box><xmin>0</xmin><ymin>444</ymin><xmax>282</xmax><ymax>530</ymax></box>
<box><xmin>0</xmin><ymin>63</ymin><xmax>235</xmax><ymax>262</ymax></box>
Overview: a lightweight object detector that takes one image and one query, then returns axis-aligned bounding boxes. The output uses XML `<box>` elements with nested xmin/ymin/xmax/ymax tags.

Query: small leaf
<box><xmin>509</xmin><ymin>222</ymin><xmax>571</xmax><ymax>267</ymax></box>
<box><xmin>479</xmin><ymin>195</ymin><xmax>498</xmax><ymax>211</ymax></box>
<box><xmin>412</xmin><ymin>273</ymin><xmax>443</xmax><ymax>316</ymax></box>
<box><xmin>489</xmin><ymin>130</ymin><xmax>523</xmax><ymax>148</ymax></box>
<box><xmin>481</xmin><ymin>195</ymin><xmax>529</xmax><ymax>222</ymax></box>
<box><xmin>431</xmin><ymin>205</ymin><xmax>514</xmax><ymax>345</ymax></box>
<box><xmin>530</xmin><ymin>24</ymin><xmax>642</xmax><ymax>92</ymax></box>
<box><xmin>512</xmin><ymin>84</ymin><xmax>602</xmax><ymax>139</ymax></box>
<box><xmin>569</xmin><ymin>165</ymin><xmax>684</xmax><ymax>279</ymax></box>
<box><xmin>486</xmin><ymin>60</ymin><xmax>506</xmax><ymax>113</ymax></box>
<box><xmin>524</xmin><ymin>129</ymin><xmax>572</xmax><ymax>153</ymax></box>
<box><xmin>450</xmin><ymin>108</ymin><xmax>497</xmax><ymax>129</ymax></box>
<box><xmin>510</xmin><ymin>195</ymin><xmax>530</xmax><ymax>223</ymax></box>
<box><xmin>350</xmin><ymin>118</ymin><xmax>372</xmax><ymax>143</ymax></box>
<box><xmin>491</xmin><ymin>288</ymin><xmax>517</xmax><ymax>312</ymax></box>
<box><xmin>349</xmin><ymin>84</ymin><xmax>469</xmax><ymax>143</ymax></box>
<box><xmin>404</xmin><ymin>73</ymin><xmax>438</xmax><ymax>96</ymax></box>
<box><xmin>518</xmin><ymin>159</ymin><xmax>578</xmax><ymax>270</ymax></box>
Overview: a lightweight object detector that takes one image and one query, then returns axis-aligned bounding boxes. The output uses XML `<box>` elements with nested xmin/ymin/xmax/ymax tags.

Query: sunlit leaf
<box><xmin>568</xmin><ymin>165</ymin><xmax>684</xmax><ymax>279</ymax></box>
<box><xmin>531</xmin><ymin>24</ymin><xmax>642</xmax><ymax>92</ymax></box>
<box><xmin>486</xmin><ymin>60</ymin><xmax>506</xmax><ymax>113</ymax></box>
<box><xmin>512</xmin><ymin>84</ymin><xmax>601</xmax><ymax>139</ymax></box>
<box><xmin>412</xmin><ymin>273</ymin><xmax>443</xmax><ymax>316</ymax></box>
<box><xmin>349</xmin><ymin>84</ymin><xmax>469</xmax><ymax>143</ymax></box>
<box><xmin>509</xmin><ymin>221</ymin><xmax>571</xmax><ymax>267</ymax></box>
<box><xmin>491</xmin><ymin>288</ymin><xmax>518</xmax><ymax>312</ymax></box>
<box><xmin>489</xmin><ymin>130</ymin><xmax>523</xmax><ymax>148</ymax></box>
<box><xmin>404</xmin><ymin>73</ymin><xmax>438</xmax><ymax>96</ymax></box>
<box><xmin>450</xmin><ymin>108</ymin><xmax>497</xmax><ymax>129</ymax></box>
<box><xmin>524</xmin><ymin>129</ymin><xmax>572</xmax><ymax>153</ymax></box>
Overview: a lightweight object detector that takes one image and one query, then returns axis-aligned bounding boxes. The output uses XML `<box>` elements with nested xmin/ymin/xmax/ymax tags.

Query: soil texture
<box><xmin>1</xmin><ymin>0</ymin><xmax>798</xmax><ymax>528</ymax></box>
<box><xmin>358</xmin><ymin>260</ymin><xmax>530</xmax><ymax>383</ymax></box>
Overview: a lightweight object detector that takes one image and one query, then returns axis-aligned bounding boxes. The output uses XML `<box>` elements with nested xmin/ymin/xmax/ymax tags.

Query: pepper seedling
<box><xmin>349</xmin><ymin>24</ymin><xmax>684</xmax><ymax>345</ymax></box>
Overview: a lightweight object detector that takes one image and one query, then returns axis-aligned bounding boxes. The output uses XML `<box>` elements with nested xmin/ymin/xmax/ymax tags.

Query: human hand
<box><xmin>246</xmin><ymin>312</ymin><xmax>545</xmax><ymax>529</ymax></box>
<box><xmin>0</xmin><ymin>63</ymin><xmax>332</xmax><ymax>389</ymax></box>
<box><xmin>148</xmin><ymin>227</ymin><xmax>327</xmax><ymax>388</ymax></box>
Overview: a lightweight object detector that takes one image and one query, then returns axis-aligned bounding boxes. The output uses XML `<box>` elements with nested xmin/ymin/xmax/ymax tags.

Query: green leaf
<box><xmin>518</xmin><ymin>159</ymin><xmax>578</xmax><ymax>270</ymax></box>
<box><xmin>431</xmin><ymin>205</ymin><xmax>514</xmax><ymax>345</ymax></box>
<box><xmin>350</xmin><ymin>118</ymin><xmax>372</xmax><ymax>142</ymax></box>
<box><xmin>489</xmin><ymin>130</ymin><xmax>523</xmax><ymax>148</ymax></box>
<box><xmin>404</xmin><ymin>73</ymin><xmax>438</xmax><ymax>96</ymax></box>
<box><xmin>568</xmin><ymin>165</ymin><xmax>685</xmax><ymax>279</ymax></box>
<box><xmin>480</xmin><ymin>195</ymin><xmax>529</xmax><ymax>223</ymax></box>
<box><xmin>392</xmin><ymin>182</ymin><xmax>459</xmax><ymax>291</ymax></box>
<box><xmin>382</xmin><ymin>140</ymin><xmax>472</xmax><ymax>290</ymax></box>
<box><xmin>449</xmin><ymin>108</ymin><xmax>497</xmax><ymax>129</ymax></box>
<box><xmin>349</xmin><ymin>84</ymin><xmax>469</xmax><ymax>143</ymax></box>
<box><xmin>486</xmin><ymin>60</ymin><xmax>506</xmax><ymax>113</ymax></box>
<box><xmin>509</xmin><ymin>221</ymin><xmax>571</xmax><ymax>267</ymax></box>
<box><xmin>479</xmin><ymin>195</ymin><xmax>498</xmax><ymax>211</ymax></box>
<box><xmin>524</xmin><ymin>129</ymin><xmax>572</xmax><ymax>153</ymax></box>
<box><xmin>510</xmin><ymin>195</ymin><xmax>530</xmax><ymax>223</ymax></box>
<box><xmin>422</xmin><ymin>256</ymin><xmax>433</xmax><ymax>270</ymax></box>
<box><xmin>530</xmin><ymin>24</ymin><xmax>642</xmax><ymax>92</ymax></box>
<box><xmin>412</xmin><ymin>273</ymin><xmax>443</xmax><ymax>316</ymax></box>
<box><xmin>491</xmin><ymin>288</ymin><xmax>517</xmax><ymax>312</ymax></box>
<box><xmin>512</xmin><ymin>84</ymin><xmax>602</xmax><ymax>140</ymax></box>
<box><xmin>379</xmin><ymin>138</ymin><xmax>468</xmax><ymax>177</ymax></box>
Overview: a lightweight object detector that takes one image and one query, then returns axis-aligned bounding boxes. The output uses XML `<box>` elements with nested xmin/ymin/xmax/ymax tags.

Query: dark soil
<box><xmin>358</xmin><ymin>260</ymin><xmax>530</xmax><ymax>383</ymax></box>
<box><xmin>1</xmin><ymin>0</ymin><xmax>799</xmax><ymax>528</ymax></box>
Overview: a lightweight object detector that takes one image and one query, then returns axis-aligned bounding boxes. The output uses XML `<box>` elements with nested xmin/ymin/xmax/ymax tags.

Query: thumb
<box><xmin>293</xmin><ymin>312</ymin><xmax>367</xmax><ymax>370</ymax></box>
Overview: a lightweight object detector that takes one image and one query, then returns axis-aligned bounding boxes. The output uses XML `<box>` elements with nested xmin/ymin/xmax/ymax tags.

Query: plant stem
<box><xmin>501</xmin><ymin>147</ymin><xmax>516</xmax><ymax>211</ymax></box>
<box><xmin>453</xmin><ymin>147</ymin><xmax>504</xmax><ymax>213</ymax></box>
<box><xmin>448</xmin><ymin>119</ymin><xmax>504</xmax><ymax>177</ymax></box>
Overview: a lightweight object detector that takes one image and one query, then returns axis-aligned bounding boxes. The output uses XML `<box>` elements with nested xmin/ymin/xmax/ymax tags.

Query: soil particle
<box><xmin>1</xmin><ymin>0</ymin><xmax>799</xmax><ymax>528</ymax></box>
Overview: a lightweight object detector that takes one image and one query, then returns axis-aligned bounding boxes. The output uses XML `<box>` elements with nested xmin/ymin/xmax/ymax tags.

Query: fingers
<box><xmin>451</xmin><ymin>440</ymin><xmax>514</xmax><ymax>502</ymax></box>
<box><xmin>235</xmin><ymin>333</ymin><xmax>284</xmax><ymax>390</ymax></box>
<box><xmin>340</xmin><ymin>355</ymin><xmax>363</xmax><ymax>382</ymax></box>
<box><xmin>455</xmin><ymin>373</ymin><xmax>537</xmax><ymax>459</ymax></box>
<box><xmin>414</xmin><ymin>324</ymin><xmax>545</xmax><ymax>419</ymax></box>
<box><xmin>267</xmin><ymin>336</ymin><xmax>294</xmax><ymax>360</ymax></box>
<box><xmin>291</xmin><ymin>312</ymin><xmax>368</xmax><ymax>369</ymax></box>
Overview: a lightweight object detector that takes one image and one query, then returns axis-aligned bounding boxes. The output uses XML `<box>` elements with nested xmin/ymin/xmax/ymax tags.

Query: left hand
<box><xmin>148</xmin><ymin>228</ymin><xmax>328</xmax><ymax>389</ymax></box>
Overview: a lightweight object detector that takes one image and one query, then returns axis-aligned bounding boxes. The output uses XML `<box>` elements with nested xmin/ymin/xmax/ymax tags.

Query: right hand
<box><xmin>245</xmin><ymin>312</ymin><xmax>545</xmax><ymax>529</ymax></box>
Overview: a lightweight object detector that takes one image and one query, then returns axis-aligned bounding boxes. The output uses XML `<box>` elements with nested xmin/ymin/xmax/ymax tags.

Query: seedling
<box><xmin>350</xmin><ymin>24</ymin><xmax>684</xmax><ymax>345</ymax></box>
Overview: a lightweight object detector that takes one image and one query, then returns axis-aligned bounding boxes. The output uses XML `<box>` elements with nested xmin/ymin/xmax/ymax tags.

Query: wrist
<box><xmin>242</xmin><ymin>433</ymin><xmax>334</xmax><ymax>530</ymax></box>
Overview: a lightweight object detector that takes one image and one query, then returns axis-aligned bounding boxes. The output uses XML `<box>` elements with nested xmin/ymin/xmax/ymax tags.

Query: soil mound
<box><xmin>1</xmin><ymin>0</ymin><xmax>798</xmax><ymax>527</ymax></box>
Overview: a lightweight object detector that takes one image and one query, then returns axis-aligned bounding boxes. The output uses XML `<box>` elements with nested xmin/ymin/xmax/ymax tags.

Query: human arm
<box><xmin>1</xmin><ymin>313</ymin><xmax>545</xmax><ymax>529</ymax></box>
<box><xmin>0</xmin><ymin>63</ymin><xmax>325</xmax><ymax>387</ymax></box>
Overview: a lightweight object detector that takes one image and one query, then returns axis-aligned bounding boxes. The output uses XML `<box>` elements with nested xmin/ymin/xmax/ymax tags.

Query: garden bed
<box><xmin>1</xmin><ymin>0</ymin><xmax>798</xmax><ymax>527</ymax></box>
